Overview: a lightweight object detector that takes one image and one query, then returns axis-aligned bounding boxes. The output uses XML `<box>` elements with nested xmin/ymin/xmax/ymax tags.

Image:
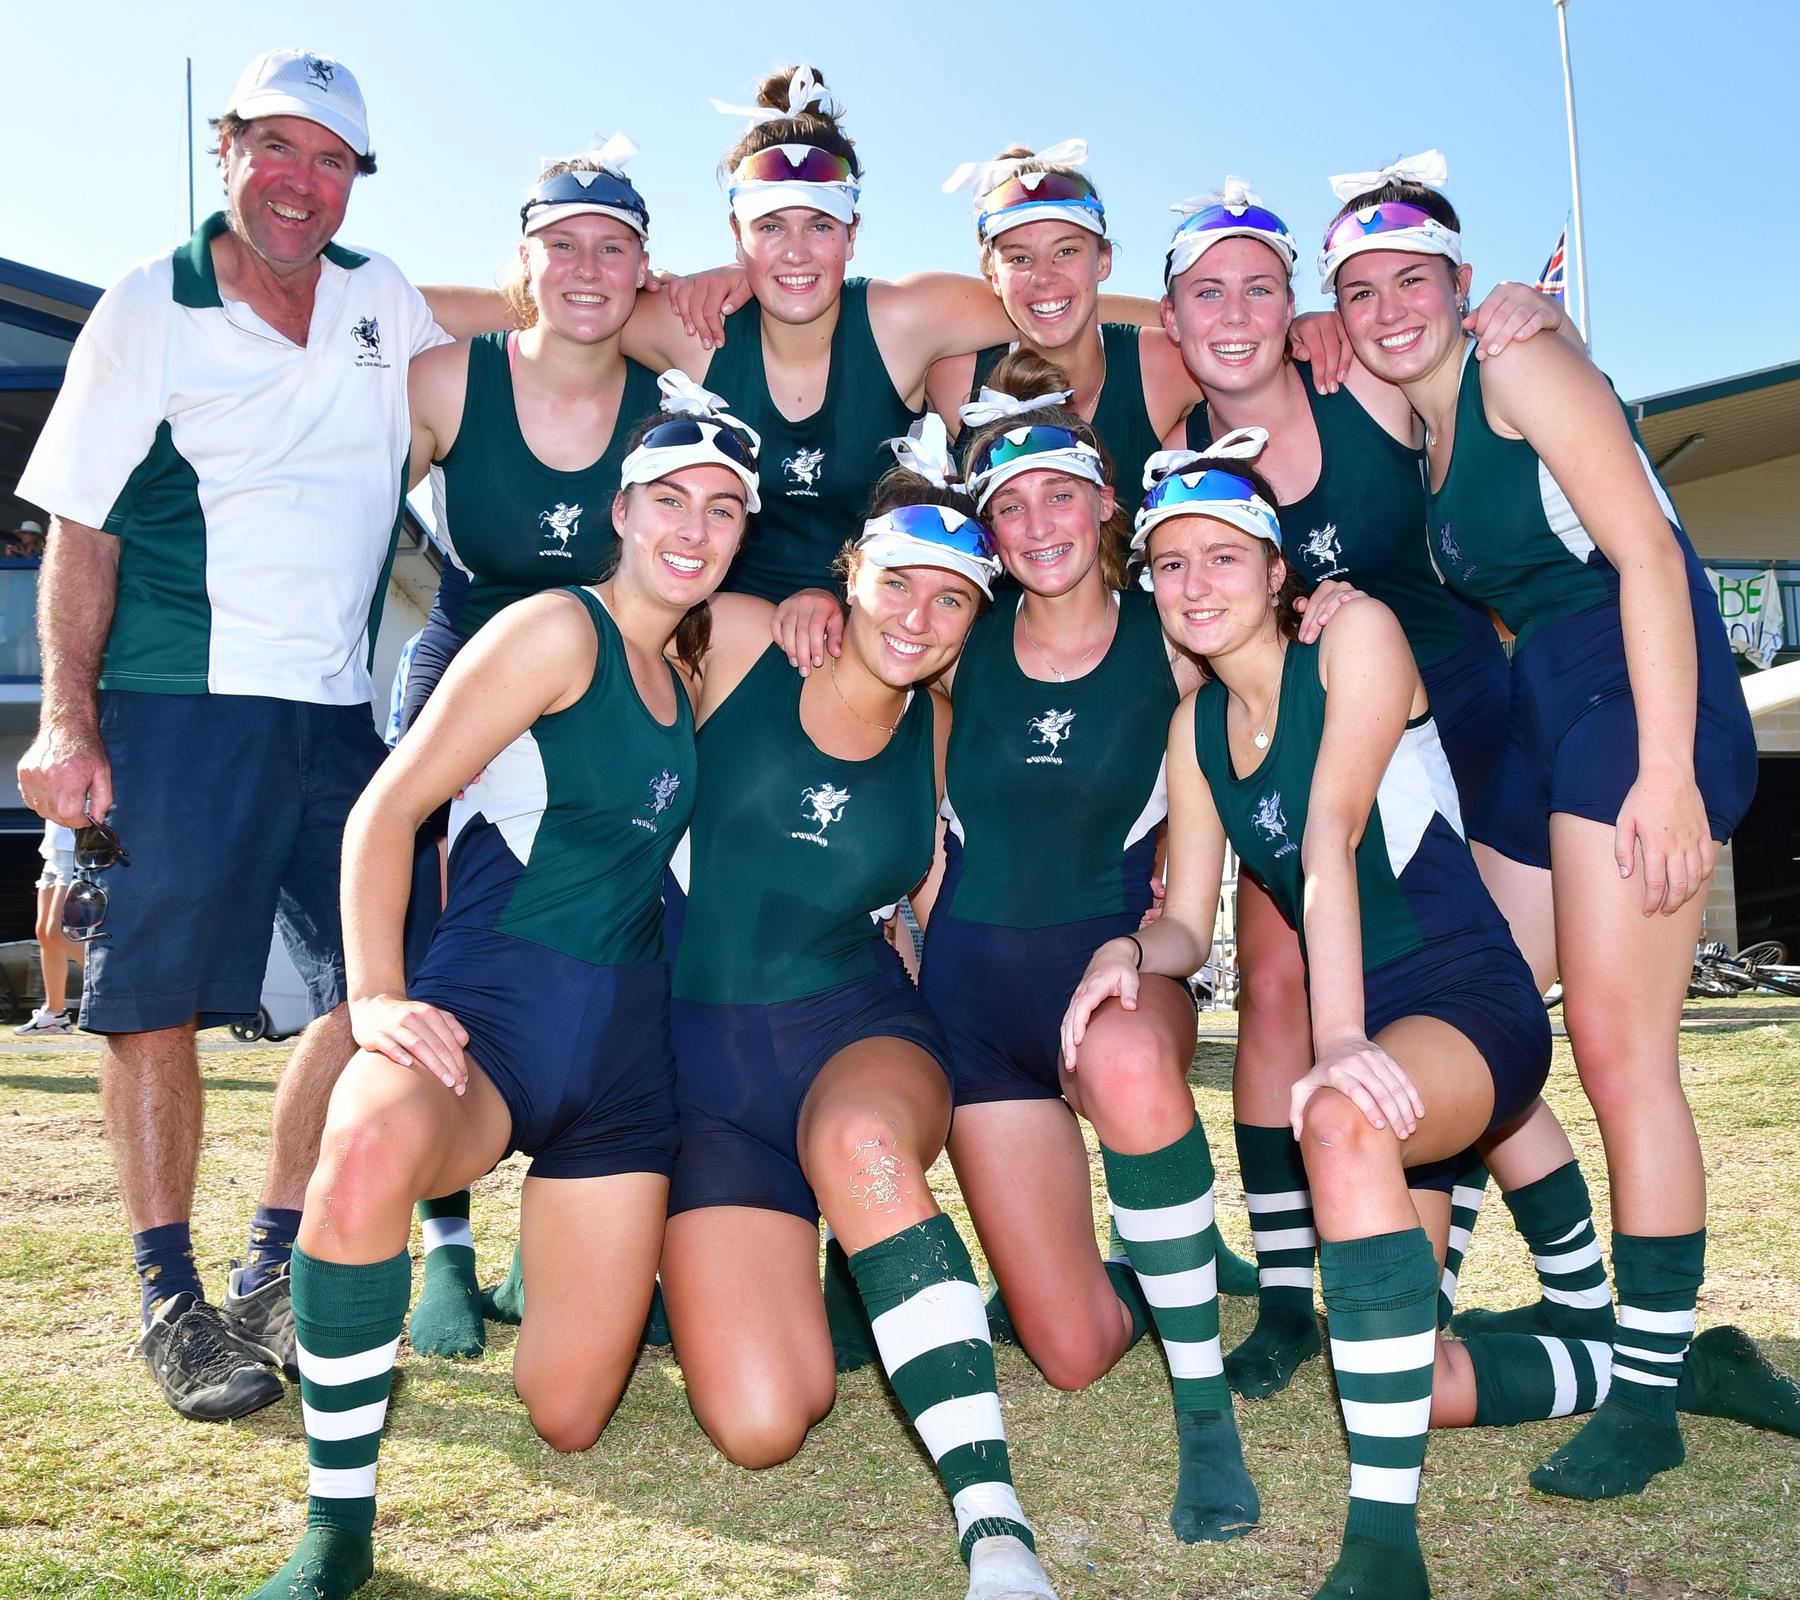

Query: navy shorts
<box><xmin>398</xmin><ymin>608</ymin><xmax>467</xmax><ymax>738</ymax></box>
<box><xmin>411</xmin><ymin>928</ymin><xmax>677</xmax><ymax>1180</ymax></box>
<box><xmin>667</xmin><ymin>943</ymin><xmax>953</xmax><ymax>1223</ymax></box>
<box><xmin>922</xmin><ymin>903</ymin><xmax>1188</xmax><ymax>1104</ymax></box>
<box><xmin>81</xmin><ymin>692</ymin><xmax>384</xmax><ymax>1034</ymax></box>
<box><xmin>1469</xmin><ymin>587</ymin><xmax>1757</xmax><ymax>870</ymax></box>
<box><xmin>1365</xmin><ymin>932</ymin><xmax>1552</xmax><ymax>1193</ymax></box>
<box><xmin>1420</xmin><ymin>598</ymin><xmax>1511</xmax><ymax>817</ymax></box>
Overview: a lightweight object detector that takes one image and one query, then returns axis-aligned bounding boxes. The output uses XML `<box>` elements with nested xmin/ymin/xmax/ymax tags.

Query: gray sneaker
<box><xmin>13</xmin><ymin>1007</ymin><xmax>72</xmax><ymax>1035</ymax></box>
<box><xmin>222</xmin><ymin>1262</ymin><xmax>298</xmax><ymax>1380</ymax></box>
<box><xmin>141</xmin><ymin>1291</ymin><xmax>285</xmax><ymax>1421</ymax></box>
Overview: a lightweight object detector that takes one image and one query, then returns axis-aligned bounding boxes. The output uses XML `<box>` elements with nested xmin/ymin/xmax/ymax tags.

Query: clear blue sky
<box><xmin>6</xmin><ymin>0</ymin><xmax>1791</xmax><ymax>402</ymax></box>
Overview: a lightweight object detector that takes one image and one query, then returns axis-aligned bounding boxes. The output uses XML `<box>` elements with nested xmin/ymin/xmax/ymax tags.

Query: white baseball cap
<box><xmin>224</xmin><ymin>48</ymin><xmax>369</xmax><ymax>158</ymax></box>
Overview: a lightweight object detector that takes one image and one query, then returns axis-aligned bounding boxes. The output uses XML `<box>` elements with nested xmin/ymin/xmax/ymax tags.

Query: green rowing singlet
<box><xmin>443</xmin><ymin>587</ymin><xmax>695</xmax><ymax>965</ymax></box>
<box><xmin>1190</xmin><ymin>640</ymin><xmax>1476</xmax><ymax>972</ymax></box>
<box><xmin>672</xmin><ymin>645</ymin><xmax>938</xmax><ymax>1005</ymax></box>
<box><xmin>1187</xmin><ymin>381</ymin><xmax>1468</xmax><ymax>668</ymax></box>
<box><xmin>432</xmin><ymin>333</ymin><xmax>661</xmax><ymax>637</ymax></box>
<box><xmin>942</xmin><ymin>589</ymin><xmax>1175</xmax><ymax>927</ymax></box>
<box><xmin>1425</xmin><ymin>342</ymin><xmax>1690</xmax><ymax>646</ymax></box>
<box><xmin>703</xmin><ymin>279</ymin><xmax>920</xmax><ymax>603</ymax></box>
<box><xmin>971</xmin><ymin>324</ymin><xmax>1162</xmax><ymax>510</ymax></box>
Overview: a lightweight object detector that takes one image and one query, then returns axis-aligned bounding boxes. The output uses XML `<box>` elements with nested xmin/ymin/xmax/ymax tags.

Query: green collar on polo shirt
<box><xmin>172</xmin><ymin>211</ymin><xmax>370</xmax><ymax>309</ymax></box>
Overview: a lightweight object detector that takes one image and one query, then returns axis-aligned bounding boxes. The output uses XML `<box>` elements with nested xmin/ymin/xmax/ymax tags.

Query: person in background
<box><xmin>16</xmin><ymin>816</ymin><xmax>82</xmax><ymax>1035</ymax></box>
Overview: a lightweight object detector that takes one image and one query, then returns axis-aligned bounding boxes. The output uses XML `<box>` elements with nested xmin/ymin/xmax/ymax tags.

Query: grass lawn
<box><xmin>1</xmin><ymin>1013</ymin><xmax>1796</xmax><ymax>1600</ymax></box>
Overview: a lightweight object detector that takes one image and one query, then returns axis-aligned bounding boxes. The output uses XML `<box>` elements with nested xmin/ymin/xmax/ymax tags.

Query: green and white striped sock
<box><xmin>1102</xmin><ymin>1120</ymin><xmax>1258</xmax><ymax>1543</ymax></box>
<box><xmin>1529</xmin><ymin>1230</ymin><xmax>1701</xmax><ymax>1500</ymax></box>
<box><xmin>849</xmin><ymin>1214</ymin><xmax>1038</xmax><ymax>1568</ymax></box>
<box><xmin>1316</xmin><ymin>1227</ymin><xmax>1437</xmax><ymax>1600</ymax></box>
<box><xmin>1452</xmin><ymin>1160</ymin><xmax>1612</xmax><ymax>1341</ymax></box>
<box><xmin>1225</xmin><ymin>1123</ymin><xmax>1321</xmax><ymax>1399</ymax></box>
<box><xmin>1465</xmin><ymin>1331</ymin><xmax>1613</xmax><ymax>1424</ymax></box>
<box><xmin>408</xmin><ymin>1192</ymin><xmax>483</xmax><ymax>1359</ymax></box>
<box><xmin>247</xmin><ymin>1246</ymin><xmax>410</xmax><ymax>1600</ymax></box>
<box><xmin>1437</xmin><ymin>1157</ymin><xmax>1489</xmax><ymax>1327</ymax></box>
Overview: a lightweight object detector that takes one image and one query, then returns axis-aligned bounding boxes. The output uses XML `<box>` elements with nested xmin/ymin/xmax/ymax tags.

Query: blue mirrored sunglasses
<box><xmin>970</xmin><ymin>424</ymin><xmax>1096</xmax><ymax>481</ymax></box>
<box><xmin>521</xmin><ymin>169</ymin><xmax>650</xmax><ymax>234</ymax></box>
<box><xmin>868</xmin><ymin>502</ymin><xmax>997</xmax><ymax>563</ymax></box>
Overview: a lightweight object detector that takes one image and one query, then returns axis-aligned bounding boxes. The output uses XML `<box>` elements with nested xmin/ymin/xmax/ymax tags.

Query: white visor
<box><xmin>857</xmin><ymin>531</ymin><xmax>999</xmax><ymax>600</ymax></box>
<box><xmin>729</xmin><ymin>181</ymin><xmax>859</xmax><ymax>226</ymax></box>
<box><xmin>523</xmin><ymin>201</ymin><xmax>648</xmax><ymax>241</ymax></box>
<box><xmin>970</xmin><ymin>442</ymin><xmax>1107</xmax><ymax>513</ymax></box>
<box><xmin>1319</xmin><ymin>216</ymin><xmax>1462</xmax><ymax>294</ymax></box>
<box><xmin>619</xmin><ymin>432</ymin><xmax>761</xmax><ymax>515</ymax></box>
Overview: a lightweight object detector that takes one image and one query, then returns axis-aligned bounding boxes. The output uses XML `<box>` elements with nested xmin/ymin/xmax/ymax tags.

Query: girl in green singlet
<box><xmin>242</xmin><ymin>399</ymin><xmax>756</xmax><ymax>1600</ymax></box>
<box><xmin>919</xmin><ymin>352</ymin><xmax>1260</xmax><ymax>1545</ymax></box>
<box><xmin>1063</xmin><ymin>448</ymin><xmax>1560</xmax><ymax>1600</ymax></box>
<box><xmin>397</xmin><ymin>143</ymin><xmax>668</xmax><ymax>1360</ymax></box>
<box><xmin>1330</xmin><ymin>163</ymin><xmax>1771</xmax><ymax>1504</ymax></box>
<box><xmin>1158</xmin><ymin>171</ymin><xmax>1587</xmax><ymax>1400</ymax></box>
<box><xmin>659</xmin><ymin>480</ymin><xmax>1064</xmax><ymax>1600</ymax></box>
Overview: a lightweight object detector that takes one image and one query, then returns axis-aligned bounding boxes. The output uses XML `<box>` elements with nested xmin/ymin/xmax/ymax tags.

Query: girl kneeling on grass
<box><xmin>242</xmin><ymin>381</ymin><xmax>757</xmax><ymax>1600</ymax></box>
<box><xmin>1061</xmin><ymin>441</ymin><xmax>1555</xmax><ymax>1599</ymax></box>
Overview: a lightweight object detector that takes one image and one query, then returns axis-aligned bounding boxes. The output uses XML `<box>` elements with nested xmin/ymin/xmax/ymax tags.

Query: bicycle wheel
<box><xmin>1751</xmin><ymin>967</ymin><xmax>1800</xmax><ymax>998</ymax></box>
<box><xmin>1735</xmin><ymin>941</ymin><xmax>1788</xmax><ymax>969</ymax></box>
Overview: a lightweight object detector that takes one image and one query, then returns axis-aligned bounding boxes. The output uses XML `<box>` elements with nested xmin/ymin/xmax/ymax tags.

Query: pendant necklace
<box><xmin>1021</xmin><ymin>602</ymin><xmax>1108</xmax><ymax>683</ymax></box>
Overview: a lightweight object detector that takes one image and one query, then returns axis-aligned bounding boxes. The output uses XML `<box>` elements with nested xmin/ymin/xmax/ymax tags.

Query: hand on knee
<box><xmin>1298</xmin><ymin>1086</ymin><xmax>1385</xmax><ymax>1172</ymax></box>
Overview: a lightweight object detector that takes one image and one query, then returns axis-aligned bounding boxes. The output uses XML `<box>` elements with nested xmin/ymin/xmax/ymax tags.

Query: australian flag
<box><xmin>1536</xmin><ymin>222</ymin><xmax>1569</xmax><ymax>303</ymax></box>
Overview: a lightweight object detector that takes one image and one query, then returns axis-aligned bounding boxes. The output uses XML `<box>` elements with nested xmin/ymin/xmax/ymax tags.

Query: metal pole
<box><xmin>1554</xmin><ymin>0</ymin><xmax>1591</xmax><ymax>347</ymax></box>
<box><xmin>185</xmin><ymin>57</ymin><xmax>195</xmax><ymax>233</ymax></box>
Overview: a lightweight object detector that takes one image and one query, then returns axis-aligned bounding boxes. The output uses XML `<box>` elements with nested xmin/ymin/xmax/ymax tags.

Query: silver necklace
<box><xmin>1244</xmin><ymin>643</ymin><xmax>1286</xmax><ymax>750</ymax></box>
<box><xmin>1020</xmin><ymin>606</ymin><xmax>1108</xmax><ymax>683</ymax></box>
<box><xmin>828</xmin><ymin>654</ymin><xmax>901</xmax><ymax>735</ymax></box>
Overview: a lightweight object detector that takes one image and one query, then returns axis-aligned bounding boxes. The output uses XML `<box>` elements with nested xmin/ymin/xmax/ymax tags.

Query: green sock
<box><xmin>1680</xmin><ymin>1326</ymin><xmax>1800</xmax><ymax>1437</ymax></box>
<box><xmin>1531</xmin><ymin>1228</ymin><xmax>1702</xmax><ymax>1500</ymax></box>
<box><xmin>246</xmin><ymin>1247</ymin><xmax>410</xmax><ymax>1600</ymax></box>
<box><xmin>1102</xmin><ymin>1120</ymin><xmax>1258</xmax><ymax>1543</ymax></box>
<box><xmin>1452</xmin><ymin>1160</ymin><xmax>1613</xmax><ymax>1341</ymax></box>
<box><xmin>823</xmin><ymin>1227</ymin><xmax>879</xmax><ymax>1373</ymax></box>
<box><xmin>479</xmin><ymin>1242</ymin><xmax>524</xmax><ymax>1326</ymax></box>
<box><xmin>408</xmin><ymin>1193</ymin><xmax>483</xmax><ymax>1359</ymax></box>
<box><xmin>1465</xmin><ymin>1330</ymin><xmax>1614</xmax><ymax>1424</ymax></box>
<box><xmin>1315</xmin><ymin>1228</ymin><xmax>1438</xmax><ymax>1600</ymax></box>
<box><xmin>1437</xmin><ymin>1156</ymin><xmax>1489</xmax><ymax>1328</ymax></box>
<box><xmin>1112</xmin><ymin>1203</ymin><xmax>1258</xmax><ymax>1297</ymax></box>
<box><xmin>643</xmin><ymin>1280</ymin><xmax>671</xmax><ymax>1347</ymax></box>
<box><xmin>848</xmin><ymin>1214</ymin><xmax>1036</xmax><ymax>1567</ymax></box>
<box><xmin>1228</xmin><ymin>1123</ymin><xmax>1321</xmax><ymax>1399</ymax></box>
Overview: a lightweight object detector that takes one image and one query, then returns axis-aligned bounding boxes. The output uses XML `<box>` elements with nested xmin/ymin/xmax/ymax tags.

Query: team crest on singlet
<box><xmin>1026</xmin><ymin>708</ymin><xmax>1076</xmax><ymax>765</ymax></box>
<box><xmin>633</xmin><ymin>769</ymin><xmax>681</xmax><ymax>833</ymax></box>
<box><xmin>1300</xmin><ymin>522</ymin><xmax>1346</xmax><ymax>577</ymax></box>
<box><xmin>783</xmin><ymin>447</ymin><xmax>826</xmax><ymax>496</ymax></box>
<box><xmin>1437</xmin><ymin>521</ymin><xmax>1475</xmax><ymax>582</ymax></box>
<box><xmin>537</xmin><ymin>503</ymin><xmax>581</xmax><ymax>558</ymax></box>
<box><xmin>793</xmin><ymin>782</ymin><xmax>852</xmax><ymax>845</ymax></box>
<box><xmin>1253</xmin><ymin>791</ymin><xmax>1296</xmax><ymax>857</ymax></box>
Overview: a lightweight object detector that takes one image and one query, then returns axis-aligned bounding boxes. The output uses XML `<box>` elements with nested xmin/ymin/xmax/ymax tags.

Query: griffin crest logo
<box><xmin>538</xmin><ymin>502</ymin><xmax>581</xmax><ymax>556</ymax></box>
<box><xmin>792</xmin><ymin>782</ymin><xmax>852</xmax><ymax>844</ymax></box>
<box><xmin>783</xmin><ymin>447</ymin><xmax>825</xmax><ymax>493</ymax></box>
<box><xmin>1026</xmin><ymin>708</ymin><xmax>1076</xmax><ymax>765</ymax></box>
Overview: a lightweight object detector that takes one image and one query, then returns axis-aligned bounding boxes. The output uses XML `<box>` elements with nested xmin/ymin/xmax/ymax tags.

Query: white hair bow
<box><xmin>959</xmin><ymin>385</ymin><xmax>1074</xmax><ymax>430</ymax></box>
<box><xmin>943</xmin><ymin>138</ymin><xmax>1088</xmax><ymax>199</ymax></box>
<box><xmin>1171</xmin><ymin>176</ymin><xmax>1262</xmax><ymax>216</ymax></box>
<box><xmin>711</xmin><ymin>65</ymin><xmax>842</xmax><ymax>126</ymax></box>
<box><xmin>657</xmin><ymin>369</ymin><xmax>762</xmax><ymax>455</ymax></box>
<box><xmin>1142</xmin><ymin>426</ymin><xmax>1269</xmax><ymax>490</ymax></box>
<box><xmin>535</xmin><ymin>131</ymin><xmax>638</xmax><ymax>184</ymax></box>
<box><xmin>1328</xmin><ymin>148</ymin><xmax>1448</xmax><ymax>203</ymax></box>
<box><xmin>887</xmin><ymin>414</ymin><xmax>960</xmax><ymax>488</ymax></box>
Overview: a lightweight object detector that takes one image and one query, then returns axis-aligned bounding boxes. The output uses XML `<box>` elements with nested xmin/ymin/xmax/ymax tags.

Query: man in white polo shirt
<box><xmin>16</xmin><ymin>47</ymin><xmax>449</xmax><ymax>1422</ymax></box>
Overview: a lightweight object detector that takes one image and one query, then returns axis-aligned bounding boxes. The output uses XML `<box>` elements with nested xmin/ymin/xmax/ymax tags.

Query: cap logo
<box><xmin>303</xmin><ymin>55</ymin><xmax>335</xmax><ymax>91</ymax></box>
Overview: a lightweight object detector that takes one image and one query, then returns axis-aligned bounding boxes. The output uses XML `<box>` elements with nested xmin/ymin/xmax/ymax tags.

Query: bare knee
<box><xmin>1075</xmin><ymin>1027</ymin><xmax>1187</xmax><ymax>1129</ymax></box>
<box><xmin>803</xmin><ymin>1106</ymin><xmax>930</xmax><ymax>1202</ymax></box>
<box><xmin>524</xmin><ymin>1391</ymin><xmax>620</xmax><ymax>1455</ymax></box>
<box><xmin>1299</xmin><ymin>1087</ymin><xmax>1383</xmax><ymax>1174</ymax></box>
<box><xmin>1027</xmin><ymin>1325</ymin><xmax>1114</xmax><ymax>1393</ymax></box>
<box><xmin>309</xmin><ymin>1091</ymin><xmax>434</xmax><ymax>1236</ymax></box>
<box><xmin>698</xmin><ymin>1392</ymin><xmax>823</xmax><ymax>1469</ymax></box>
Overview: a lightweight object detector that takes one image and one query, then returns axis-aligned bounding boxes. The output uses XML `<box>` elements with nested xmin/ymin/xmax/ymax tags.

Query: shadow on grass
<box><xmin>1187</xmin><ymin>1039</ymin><xmax>1235</xmax><ymax>1091</ymax></box>
<box><xmin>0</xmin><ymin>1072</ymin><xmax>273</xmax><ymax>1095</ymax></box>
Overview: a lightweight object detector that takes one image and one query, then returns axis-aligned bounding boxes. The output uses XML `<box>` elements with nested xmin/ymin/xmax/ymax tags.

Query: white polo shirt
<box><xmin>17</xmin><ymin>212</ymin><xmax>447</xmax><ymax>706</ymax></box>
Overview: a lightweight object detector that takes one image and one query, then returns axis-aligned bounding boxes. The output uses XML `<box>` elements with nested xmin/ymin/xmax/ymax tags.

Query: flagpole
<box><xmin>1553</xmin><ymin>0</ymin><xmax>1591</xmax><ymax>347</ymax></box>
<box><xmin>185</xmin><ymin>57</ymin><xmax>196</xmax><ymax>234</ymax></box>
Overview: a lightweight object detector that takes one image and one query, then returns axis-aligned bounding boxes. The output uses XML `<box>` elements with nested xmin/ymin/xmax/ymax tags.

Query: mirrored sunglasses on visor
<box><xmin>521</xmin><ymin>168</ymin><xmax>650</xmax><ymax>238</ymax></box>
<box><xmin>1317</xmin><ymin>201</ymin><xmax>1461</xmax><ymax>290</ymax></box>
<box><xmin>857</xmin><ymin>503</ymin><xmax>1001</xmax><ymax>597</ymax></box>
<box><xmin>1131</xmin><ymin>468</ymin><xmax>1283</xmax><ymax>553</ymax></box>
<box><xmin>967</xmin><ymin>425</ymin><xmax>1106</xmax><ymax>510</ymax></box>
<box><xmin>1164</xmin><ymin>202</ymin><xmax>1297</xmax><ymax>283</ymax></box>
<box><xmin>975</xmin><ymin>171</ymin><xmax>1105</xmax><ymax>242</ymax></box>
<box><xmin>621</xmin><ymin>417</ymin><xmax>762</xmax><ymax>512</ymax></box>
